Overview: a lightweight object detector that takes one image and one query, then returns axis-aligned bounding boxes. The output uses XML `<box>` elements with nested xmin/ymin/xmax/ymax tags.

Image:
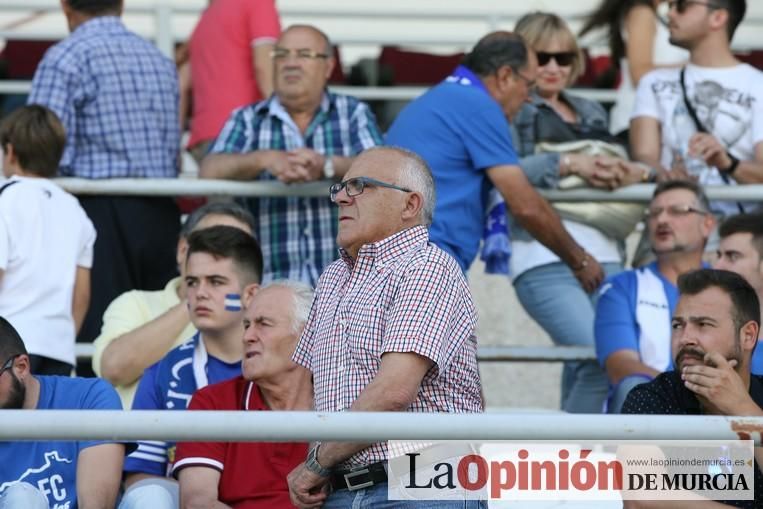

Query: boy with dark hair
<box><xmin>714</xmin><ymin>212</ymin><xmax>763</xmax><ymax>373</ymax></box>
<box><xmin>0</xmin><ymin>317</ymin><xmax>124</xmax><ymax>509</ymax></box>
<box><xmin>0</xmin><ymin>104</ymin><xmax>95</xmax><ymax>375</ymax></box>
<box><xmin>120</xmin><ymin>225</ymin><xmax>262</xmax><ymax>509</ymax></box>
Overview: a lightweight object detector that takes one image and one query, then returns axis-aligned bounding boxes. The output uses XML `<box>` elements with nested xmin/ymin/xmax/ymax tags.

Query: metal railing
<box><xmin>2</xmin><ymin>410</ymin><xmax>762</xmax><ymax>443</ymax></box>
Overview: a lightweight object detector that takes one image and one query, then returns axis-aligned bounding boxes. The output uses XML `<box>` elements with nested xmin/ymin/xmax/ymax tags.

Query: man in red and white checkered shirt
<box><xmin>288</xmin><ymin>146</ymin><xmax>484</xmax><ymax>509</ymax></box>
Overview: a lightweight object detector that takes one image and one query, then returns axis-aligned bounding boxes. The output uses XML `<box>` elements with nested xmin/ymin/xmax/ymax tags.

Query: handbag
<box><xmin>532</xmin><ymin>104</ymin><xmax>644</xmax><ymax>240</ymax></box>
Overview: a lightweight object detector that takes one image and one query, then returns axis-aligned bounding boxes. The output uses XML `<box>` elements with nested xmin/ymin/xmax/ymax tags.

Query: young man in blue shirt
<box><xmin>0</xmin><ymin>316</ymin><xmax>124</xmax><ymax>509</ymax></box>
<box><xmin>120</xmin><ymin>225</ymin><xmax>263</xmax><ymax>509</ymax></box>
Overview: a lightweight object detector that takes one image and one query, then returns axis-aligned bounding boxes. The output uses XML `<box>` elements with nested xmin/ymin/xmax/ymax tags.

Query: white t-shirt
<box><xmin>632</xmin><ymin>63</ymin><xmax>763</xmax><ymax>215</ymax></box>
<box><xmin>0</xmin><ymin>176</ymin><xmax>96</xmax><ymax>364</ymax></box>
<box><xmin>610</xmin><ymin>18</ymin><xmax>688</xmax><ymax>135</ymax></box>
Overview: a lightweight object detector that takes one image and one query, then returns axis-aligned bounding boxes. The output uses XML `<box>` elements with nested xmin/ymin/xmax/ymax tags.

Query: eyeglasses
<box><xmin>537</xmin><ymin>51</ymin><xmax>576</xmax><ymax>67</ymax></box>
<box><xmin>644</xmin><ymin>204</ymin><xmax>708</xmax><ymax>219</ymax></box>
<box><xmin>329</xmin><ymin>177</ymin><xmax>412</xmax><ymax>202</ymax></box>
<box><xmin>271</xmin><ymin>48</ymin><xmax>330</xmax><ymax>61</ymax></box>
<box><xmin>0</xmin><ymin>354</ymin><xmax>18</xmax><ymax>377</ymax></box>
<box><xmin>667</xmin><ymin>0</ymin><xmax>722</xmax><ymax>13</ymax></box>
<box><xmin>512</xmin><ymin>68</ymin><xmax>536</xmax><ymax>88</ymax></box>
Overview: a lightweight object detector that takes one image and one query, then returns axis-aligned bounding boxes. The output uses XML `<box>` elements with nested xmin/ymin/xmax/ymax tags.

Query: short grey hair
<box><xmin>258</xmin><ymin>279</ymin><xmax>315</xmax><ymax>334</ymax></box>
<box><xmin>180</xmin><ymin>202</ymin><xmax>255</xmax><ymax>239</ymax></box>
<box><xmin>365</xmin><ymin>146</ymin><xmax>436</xmax><ymax>225</ymax></box>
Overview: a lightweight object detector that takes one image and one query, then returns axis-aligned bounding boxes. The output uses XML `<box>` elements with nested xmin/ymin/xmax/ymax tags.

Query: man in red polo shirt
<box><xmin>172</xmin><ymin>280</ymin><xmax>314</xmax><ymax>507</ymax></box>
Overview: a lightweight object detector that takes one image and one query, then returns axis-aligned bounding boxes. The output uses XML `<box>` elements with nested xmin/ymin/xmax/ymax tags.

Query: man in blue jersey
<box><xmin>120</xmin><ymin>225</ymin><xmax>263</xmax><ymax>509</ymax></box>
<box><xmin>0</xmin><ymin>316</ymin><xmax>124</xmax><ymax>509</ymax></box>
<box><xmin>714</xmin><ymin>212</ymin><xmax>763</xmax><ymax>374</ymax></box>
<box><xmin>385</xmin><ymin>31</ymin><xmax>603</xmax><ymax>292</ymax></box>
<box><xmin>595</xmin><ymin>180</ymin><xmax>715</xmax><ymax>413</ymax></box>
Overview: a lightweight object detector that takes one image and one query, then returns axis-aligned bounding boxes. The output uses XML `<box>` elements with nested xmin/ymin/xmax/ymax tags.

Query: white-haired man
<box><xmin>173</xmin><ymin>280</ymin><xmax>314</xmax><ymax>508</ymax></box>
<box><xmin>287</xmin><ymin>146</ymin><xmax>485</xmax><ymax>508</ymax></box>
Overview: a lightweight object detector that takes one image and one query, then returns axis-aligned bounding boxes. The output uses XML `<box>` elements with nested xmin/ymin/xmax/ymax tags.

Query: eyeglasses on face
<box><xmin>537</xmin><ymin>51</ymin><xmax>576</xmax><ymax>67</ymax></box>
<box><xmin>644</xmin><ymin>204</ymin><xmax>708</xmax><ymax>219</ymax></box>
<box><xmin>667</xmin><ymin>0</ymin><xmax>722</xmax><ymax>14</ymax></box>
<box><xmin>271</xmin><ymin>48</ymin><xmax>330</xmax><ymax>61</ymax></box>
<box><xmin>511</xmin><ymin>68</ymin><xmax>536</xmax><ymax>88</ymax></box>
<box><xmin>0</xmin><ymin>354</ymin><xmax>19</xmax><ymax>377</ymax></box>
<box><xmin>329</xmin><ymin>177</ymin><xmax>412</xmax><ymax>203</ymax></box>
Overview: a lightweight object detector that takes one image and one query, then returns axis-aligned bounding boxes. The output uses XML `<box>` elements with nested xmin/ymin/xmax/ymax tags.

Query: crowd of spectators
<box><xmin>0</xmin><ymin>0</ymin><xmax>762</xmax><ymax>507</ymax></box>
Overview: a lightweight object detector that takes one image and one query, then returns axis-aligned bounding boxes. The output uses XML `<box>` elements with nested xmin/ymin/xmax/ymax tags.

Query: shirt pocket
<box><xmin>343</xmin><ymin>304</ymin><xmax>386</xmax><ymax>375</ymax></box>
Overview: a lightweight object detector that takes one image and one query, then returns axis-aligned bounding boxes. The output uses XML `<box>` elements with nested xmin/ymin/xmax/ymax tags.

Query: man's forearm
<box><xmin>727</xmin><ymin>160</ymin><xmax>763</xmax><ymax>184</ymax></box>
<box><xmin>101</xmin><ymin>303</ymin><xmax>190</xmax><ymax>386</ymax></box>
<box><xmin>509</xmin><ymin>193</ymin><xmax>587</xmax><ymax>268</ymax></box>
<box><xmin>199</xmin><ymin>152</ymin><xmax>269</xmax><ymax>180</ymax></box>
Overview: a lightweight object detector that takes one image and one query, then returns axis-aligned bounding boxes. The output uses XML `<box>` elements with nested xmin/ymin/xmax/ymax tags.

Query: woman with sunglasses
<box><xmin>580</xmin><ymin>0</ymin><xmax>688</xmax><ymax>140</ymax></box>
<box><xmin>511</xmin><ymin>12</ymin><xmax>647</xmax><ymax>414</ymax></box>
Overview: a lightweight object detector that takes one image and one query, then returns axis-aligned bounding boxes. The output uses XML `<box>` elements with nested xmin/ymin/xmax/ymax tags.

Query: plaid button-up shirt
<box><xmin>293</xmin><ymin>225</ymin><xmax>483</xmax><ymax>467</ymax></box>
<box><xmin>28</xmin><ymin>17</ymin><xmax>180</xmax><ymax>179</ymax></box>
<box><xmin>210</xmin><ymin>93</ymin><xmax>382</xmax><ymax>285</ymax></box>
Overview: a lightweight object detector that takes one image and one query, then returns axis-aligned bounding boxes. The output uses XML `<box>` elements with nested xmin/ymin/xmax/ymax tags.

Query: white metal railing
<box><xmin>1</xmin><ymin>410</ymin><xmax>761</xmax><ymax>443</ymax></box>
<box><xmin>48</xmin><ymin>179</ymin><xmax>763</xmax><ymax>203</ymax></box>
<box><xmin>0</xmin><ymin>81</ymin><xmax>619</xmax><ymax>104</ymax></box>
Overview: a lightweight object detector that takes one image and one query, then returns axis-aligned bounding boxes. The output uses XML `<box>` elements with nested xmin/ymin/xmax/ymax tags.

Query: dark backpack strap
<box><xmin>0</xmin><ymin>180</ymin><xmax>20</xmax><ymax>197</ymax></box>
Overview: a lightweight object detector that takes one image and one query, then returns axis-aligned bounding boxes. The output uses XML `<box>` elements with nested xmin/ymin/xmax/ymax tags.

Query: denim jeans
<box><xmin>323</xmin><ymin>482</ymin><xmax>487</xmax><ymax>509</ymax></box>
<box><xmin>118</xmin><ymin>477</ymin><xmax>178</xmax><ymax>509</ymax></box>
<box><xmin>0</xmin><ymin>482</ymin><xmax>49</xmax><ymax>509</ymax></box>
<box><xmin>514</xmin><ymin>261</ymin><xmax>623</xmax><ymax>413</ymax></box>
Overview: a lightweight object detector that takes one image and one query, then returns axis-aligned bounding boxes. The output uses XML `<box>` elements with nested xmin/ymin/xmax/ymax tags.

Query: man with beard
<box><xmin>595</xmin><ymin>181</ymin><xmax>714</xmax><ymax>412</ymax></box>
<box><xmin>622</xmin><ymin>268</ymin><xmax>763</xmax><ymax>508</ymax></box>
<box><xmin>0</xmin><ymin>317</ymin><xmax>124</xmax><ymax>508</ymax></box>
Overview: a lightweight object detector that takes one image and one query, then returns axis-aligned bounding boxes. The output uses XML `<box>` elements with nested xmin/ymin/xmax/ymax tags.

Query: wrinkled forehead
<box><xmin>651</xmin><ymin>188</ymin><xmax>700</xmax><ymax>208</ymax></box>
<box><xmin>674</xmin><ymin>287</ymin><xmax>734</xmax><ymax>321</ymax></box>
<box><xmin>247</xmin><ymin>286</ymin><xmax>291</xmax><ymax>318</ymax></box>
<box><xmin>345</xmin><ymin>150</ymin><xmax>403</xmax><ymax>182</ymax></box>
<box><xmin>277</xmin><ymin>27</ymin><xmax>327</xmax><ymax>52</ymax></box>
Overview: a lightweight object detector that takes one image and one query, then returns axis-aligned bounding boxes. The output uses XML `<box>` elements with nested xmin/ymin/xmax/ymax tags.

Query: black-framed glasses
<box><xmin>271</xmin><ymin>48</ymin><xmax>329</xmax><ymax>61</ymax></box>
<box><xmin>668</xmin><ymin>0</ymin><xmax>722</xmax><ymax>13</ymax></box>
<box><xmin>0</xmin><ymin>354</ymin><xmax>18</xmax><ymax>376</ymax></box>
<box><xmin>329</xmin><ymin>177</ymin><xmax>412</xmax><ymax>203</ymax></box>
<box><xmin>537</xmin><ymin>51</ymin><xmax>576</xmax><ymax>67</ymax></box>
<box><xmin>644</xmin><ymin>204</ymin><xmax>708</xmax><ymax>219</ymax></box>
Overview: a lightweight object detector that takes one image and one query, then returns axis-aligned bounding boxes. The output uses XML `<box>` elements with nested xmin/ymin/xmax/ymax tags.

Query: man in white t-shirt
<box><xmin>631</xmin><ymin>0</ymin><xmax>763</xmax><ymax>217</ymax></box>
<box><xmin>0</xmin><ymin>105</ymin><xmax>96</xmax><ymax>375</ymax></box>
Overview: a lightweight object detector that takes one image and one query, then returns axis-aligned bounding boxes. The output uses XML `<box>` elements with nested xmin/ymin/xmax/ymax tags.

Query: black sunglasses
<box><xmin>329</xmin><ymin>177</ymin><xmax>411</xmax><ymax>202</ymax></box>
<box><xmin>537</xmin><ymin>51</ymin><xmax>576</xmax><ymax>67</ymax></box>
<box><xmin>667</xmin><ymin>0</ymin><xmax>722</xmax><ymax>13</ymax></box>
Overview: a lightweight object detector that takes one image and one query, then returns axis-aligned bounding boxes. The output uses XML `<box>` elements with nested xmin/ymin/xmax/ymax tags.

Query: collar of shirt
<box><xmin>261</xmin><ymin>91</ymin><xmax>333</xmax><ymax>140</ymax></box>
<box><xmin>71</xmin><ymin>15</ymin><xmax>126</xmax><ymax>37</ymax></box>
<box><xmin>444</xmin><ymin>65</ymin><xmax>489</xmax><ymax>94</ymax></box>
<box><xmin>339</xmin><ymin>225</ymin><xmax>429</xmax><ymax>271</ymax></box>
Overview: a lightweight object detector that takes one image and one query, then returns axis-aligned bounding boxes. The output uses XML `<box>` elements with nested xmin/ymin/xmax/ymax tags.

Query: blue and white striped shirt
<box><xmin>210</xmin><ymin>92</ymin><xmax>382</xmax><ymax>285</ymax></box>
<box><xmin>28</xmin><ymin>16</ymin><xmax>180</xmax><ymax>179</ymax></box>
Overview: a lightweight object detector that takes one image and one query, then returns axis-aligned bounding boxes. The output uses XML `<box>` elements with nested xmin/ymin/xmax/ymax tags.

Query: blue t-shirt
<box><xmin>386</xmin><ymin>78</ymin><xmax>519</xmax><ymax>272</ymax></box>
<box><xmin>0</xmin><ymin>376</ymin><xmax>121</xmax><ymax>509</ymax></box>
<box><xmin>595</xmin><ymin>262</ymin><xmax>679</xmax><ymax>370</ymax></box>
<box><xmin>125</xmin><ymin>335</ymin><xmax>240</xmax><ymax>477</ymax></box>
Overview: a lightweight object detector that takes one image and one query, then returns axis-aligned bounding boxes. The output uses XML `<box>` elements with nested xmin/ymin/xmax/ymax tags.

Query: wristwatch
<box><xmin>322</xmin><ymin>156</ymin><xmax>335</xmax><ymax>179</ymax></box>
<box><xmin>721</xmin><ymin>153</ymin><xmax>740</xmax><ymax>175</ymax></box>
<box><xmin>305</xmin><ymin>443</ymin><xmax>331</xmax><ymax>477</ymax></box>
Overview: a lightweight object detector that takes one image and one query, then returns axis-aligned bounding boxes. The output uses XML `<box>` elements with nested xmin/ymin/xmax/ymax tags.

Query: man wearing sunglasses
<box><xmin>0</xmin><ymin>317</ymin><xmax>124</xmax><ymax>509</ymax></box>
<box><xmin>386</xmin><ymin>31</ymin><xmax>604</xmax><ymax>293</ymax></box>
<box><xmin>595</xmin><ymin>181</ymin><xmax>714</xmax><ymax>413</ymax></box>
<box><xmin>287</xmin><ymin>147</ymin><xmax>484</xmax><ymax>508</ymax></box>
<box><xmin>631</xmin><ymin>0</ymin><xmax>763</xmax><ymax>217</ymax></box>
<box><xmin>200</xmin><ymin>24</ymin><xmax>383</xmax><ymax>286</ymax></box>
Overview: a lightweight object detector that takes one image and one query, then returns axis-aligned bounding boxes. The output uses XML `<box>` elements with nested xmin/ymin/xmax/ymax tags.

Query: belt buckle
<box><xmin>344</xmin><ymin>467</ymin><xmax>373</xmax><ymax>491</ymax></box>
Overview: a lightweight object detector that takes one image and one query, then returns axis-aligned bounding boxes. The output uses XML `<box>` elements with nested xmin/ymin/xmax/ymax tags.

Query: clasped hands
<box><xmin>266</xmin><ymin>148</ymin><xmax>327</xmax><ymax>184</ymax></box>
<box><xmin>566</xmin><ymin>153</ymin><xmax>647</xmax><ymax>190</ymax></box>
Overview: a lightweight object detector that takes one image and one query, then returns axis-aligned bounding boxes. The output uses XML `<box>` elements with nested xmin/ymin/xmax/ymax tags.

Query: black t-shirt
<box><xmin>623</xmin><ymin>371</ymin><xmax>763</xmax><ymax>508</ymax></box>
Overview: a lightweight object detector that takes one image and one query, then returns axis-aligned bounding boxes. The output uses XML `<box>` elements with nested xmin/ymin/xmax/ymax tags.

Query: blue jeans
<box><xmin>323</xmin><ymin>482</ymin><xmax>487</xmax><ymax>508</ymax></box>
<box><xmin>0</xmin><ymin>482</ymin><xmax>49</xmax><ymax>509</ymax></box>
<box><xmin>514</xmin><ymin>261</ymin><xmax>623</xmax><ymax>413</ymax></box>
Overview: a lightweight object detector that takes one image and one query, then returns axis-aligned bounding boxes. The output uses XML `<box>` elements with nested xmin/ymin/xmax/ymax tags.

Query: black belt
<box><xmin>330</xmin><ymin>461</ymin><xmax>388</xmax><ymax>491</ymax></box>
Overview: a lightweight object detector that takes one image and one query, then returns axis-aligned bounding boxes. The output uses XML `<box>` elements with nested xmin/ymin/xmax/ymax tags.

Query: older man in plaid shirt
<box><xmin>28</xmin><ymin>0</ymin><xmax>182</xmax><ymax>352</ymax></box>
<box><xmin>201</xmin><ymin>24</ymin><xmax>383</xmax><ymax>286</ymax></box>
<box><xmin>287</xmin><ymin>146</ymin><xmax>484</xmax><ymax>508</ymax></box>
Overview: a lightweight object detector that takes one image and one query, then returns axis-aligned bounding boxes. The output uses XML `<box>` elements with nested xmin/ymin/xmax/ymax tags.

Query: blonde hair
<box><xmin>515</xmin><ymin>12</ymin><xmax>586</xmax><ymax>86</ymax></box>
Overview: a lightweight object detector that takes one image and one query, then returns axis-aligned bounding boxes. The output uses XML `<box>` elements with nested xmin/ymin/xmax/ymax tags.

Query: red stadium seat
<box><xmin>378</xmin><ymin>46</ymin><xmax>464</xmax><ymax>85</ymax></box>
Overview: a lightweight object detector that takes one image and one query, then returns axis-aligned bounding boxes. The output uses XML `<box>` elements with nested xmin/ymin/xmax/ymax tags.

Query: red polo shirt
<box><xmin>173</xmin><ymin>376</ymin><xmax>308</xmax><ymax>508</ymax></box>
